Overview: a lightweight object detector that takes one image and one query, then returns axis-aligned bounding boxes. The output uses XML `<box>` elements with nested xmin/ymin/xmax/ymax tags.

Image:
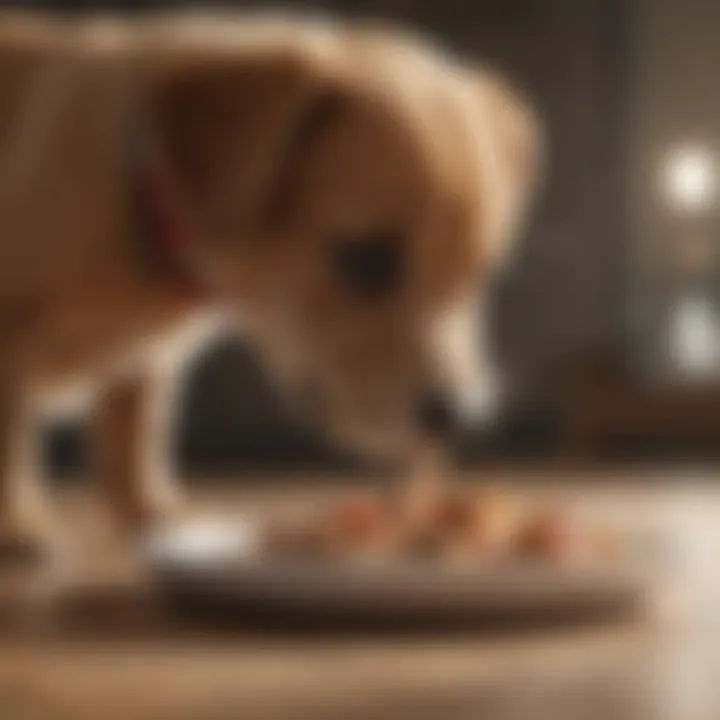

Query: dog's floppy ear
<box><xmin>149</xmin><ymin>47</ymin><xmax>337</xmax><ymax>238</ymax></box>
<box><xmin>473</xmin><ymin>72</ymin><xmax>543</xmax><ymax>265</ymax></box>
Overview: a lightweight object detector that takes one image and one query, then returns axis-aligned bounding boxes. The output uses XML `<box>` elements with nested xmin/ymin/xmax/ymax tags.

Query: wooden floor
<box><xmin>2</xmin><ymin>471</ymin><xmax>720</xmax><ymax>720</ymax></box>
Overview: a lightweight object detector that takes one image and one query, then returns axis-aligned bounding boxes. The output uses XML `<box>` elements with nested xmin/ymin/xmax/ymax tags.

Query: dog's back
<box><xmin>0</xmin><ymin>11</ymin><xmax>350</xmax><ymax>378</ymax></box>
<box><xmin>0</xmin><ymin>13</ymin><xmax>162</xmax><ymax>376</ymax></box>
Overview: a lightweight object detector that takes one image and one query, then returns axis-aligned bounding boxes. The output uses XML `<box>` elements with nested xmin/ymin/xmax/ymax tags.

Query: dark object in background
<box><xmin>561</xmin><ymin>350</ymin><xmax>720</xmax><ymax>463</ymax></box>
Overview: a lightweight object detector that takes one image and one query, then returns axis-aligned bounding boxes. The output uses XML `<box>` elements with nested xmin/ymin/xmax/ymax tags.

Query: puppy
<box><xmin>0</xmin><ymin>13</ymin><xmax>540</xmax><ymax>555</ymax></box>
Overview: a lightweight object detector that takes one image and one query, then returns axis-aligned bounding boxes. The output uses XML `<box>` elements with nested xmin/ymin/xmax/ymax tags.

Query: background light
<box><xmin>669</xmin><ymin>296</ymin><xmax>720</xmax><ymax>377</ymax></box>
<box><xmin>661</xmin><ymin>145</ymin><xmax>717</xmax><ymax>214</ymax></box>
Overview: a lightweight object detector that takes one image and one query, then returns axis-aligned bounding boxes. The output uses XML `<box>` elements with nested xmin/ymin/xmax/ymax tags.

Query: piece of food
<box><xmin>392</xmin><ymin>481</ymin><xmax>472</xmax><ymax>558</ymax></box>
<box><xmin>392</xmin><ymin>441</ymin><xmax>449</xmax><ymax>527</ymax></box>
<box><xmin>586</xmin><ymin>525</ymin><xmax>622</xmax><ymax>562</ymax></box>
<box><xmin>261</xmin><ymin>483</ymin><xmax>619</xmax><ymax>568</ymax></box>
<box><xmin>511</xmin><ymin>508</ymin><xmax>578</xmax><ymax>561</ymax></box>
<box><xmin>320</xmin><ymin>494</ymin><xmax>401</xmax><ymax>557</ymax></box>
<box><xmin>392</xmin><ymin>477</ymin><xmax>444</xmax><ymax>529</ymax></box>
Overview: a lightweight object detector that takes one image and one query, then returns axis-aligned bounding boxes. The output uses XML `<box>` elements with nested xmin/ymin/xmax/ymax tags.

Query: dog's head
<box><xmin>148</xmin><ymin>21</ymin><xmax>541</xmax><ymax>456</ymax></box>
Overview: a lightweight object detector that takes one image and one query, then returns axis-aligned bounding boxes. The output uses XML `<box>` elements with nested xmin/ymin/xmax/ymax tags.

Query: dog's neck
<box><xmin>125</xmin><ymin>108</ymin><xmax>208</xmax><ymax>305</ymax></box>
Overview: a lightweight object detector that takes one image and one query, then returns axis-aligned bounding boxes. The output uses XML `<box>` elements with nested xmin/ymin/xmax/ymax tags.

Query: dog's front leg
<box><xmin>94</xmin><ymin>368</ymin><xmax>183</xmax><ymax>531</ymax></box>
<box><xmin>0</xmin><ymin>381</ymin><xmax>53</xmax><ymax>561</ymax></box>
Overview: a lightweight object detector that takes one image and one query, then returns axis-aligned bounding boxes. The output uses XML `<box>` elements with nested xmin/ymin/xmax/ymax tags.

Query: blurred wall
<box><xmin>629</xmin><ymin>0</ymin><xmax>720</xmax><ymax>379</ymax></box>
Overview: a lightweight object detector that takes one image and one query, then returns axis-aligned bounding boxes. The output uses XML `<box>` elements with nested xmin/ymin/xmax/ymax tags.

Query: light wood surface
<box><xmin>1</xmin><ymin>471</ymin><xmax>719</xmax><ymax>720</ymax></box>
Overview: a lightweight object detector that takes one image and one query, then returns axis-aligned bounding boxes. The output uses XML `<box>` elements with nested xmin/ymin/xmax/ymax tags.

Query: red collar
<box><xmin>129</xmin><ymin>136</ymin><xmax>207</xmax><ymax>304</ymax></box>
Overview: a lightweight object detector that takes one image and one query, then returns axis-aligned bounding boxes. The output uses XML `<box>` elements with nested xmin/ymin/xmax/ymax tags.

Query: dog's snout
<box><xmin>416</xmin><ymin>390</ymin><xmax>459</xmax><ymax>439</ymax></box>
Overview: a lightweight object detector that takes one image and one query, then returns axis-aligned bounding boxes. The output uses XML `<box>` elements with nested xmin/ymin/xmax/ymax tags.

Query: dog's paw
<box><xmin>113</xmin><ymin>491</ymin><xmax>186</xmax><ymax>541</ymax></box>
<box><xmin>0</xmin><ymin>517</ymin><xmax>52</xmax><ymax>567</ymax></box>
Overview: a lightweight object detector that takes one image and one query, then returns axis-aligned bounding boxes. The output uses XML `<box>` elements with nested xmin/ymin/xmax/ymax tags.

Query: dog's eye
<box><xmin>330</xmin><ymin>231</ymin><xmax>403</xmax><ymax>300</ymax></box>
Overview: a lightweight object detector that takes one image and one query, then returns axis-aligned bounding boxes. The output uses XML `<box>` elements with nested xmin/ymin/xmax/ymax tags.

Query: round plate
<box><xmin>144</xmin><ymin>519</ymin><xmax>655</xmax><ymax>627</ymax></box>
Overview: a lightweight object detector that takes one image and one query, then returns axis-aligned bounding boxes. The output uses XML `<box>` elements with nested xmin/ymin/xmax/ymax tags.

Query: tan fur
<box><xmin>0</xmin><ymin>12</ymin><xmax>540</xmax><ymax>547</ymax></box>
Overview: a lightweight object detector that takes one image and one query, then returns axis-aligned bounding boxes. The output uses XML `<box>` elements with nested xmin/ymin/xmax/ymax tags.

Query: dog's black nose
<box><xmin>416</xmin><ymin>391</ymin><xmax>459</xmax><ymax>439</ymax></box>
